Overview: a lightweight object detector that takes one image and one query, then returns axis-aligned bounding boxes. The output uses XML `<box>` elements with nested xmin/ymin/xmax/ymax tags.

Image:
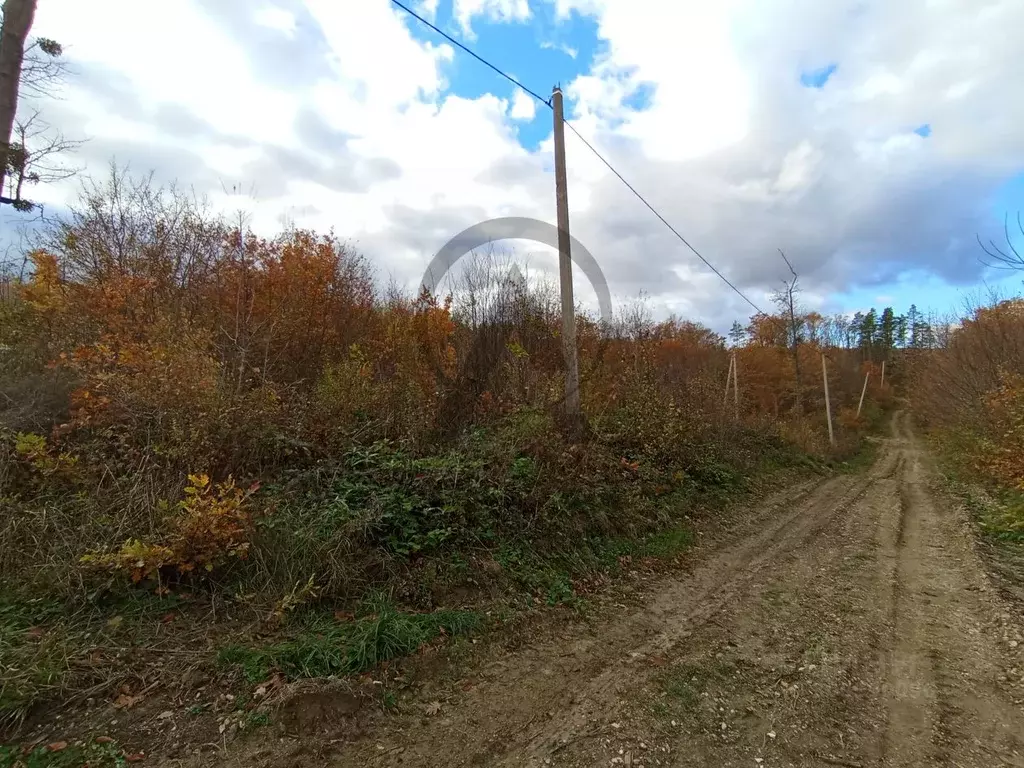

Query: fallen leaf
<box><xmin>114</xmin><ymin>693</ymin><xmax>143</xmax><ymax>709</ymax></box>
<box><xmin>125</xmin><ymin>752</ymin><xmax>146</xmax><ymax>762</ymax></box>
<box><xmin>24</xmin><ymin>626</ymin><xmax>46</xmax><ymax>641</ymax></box>
<box><xmin>159</xmin><ymin>612</ymin><xmax>176</xmax><ymax>624</ymax></box>
<box><xmin>95</xmin><ymin>736</ymin><xmax>114</xmax><ymax>744</ymax></box>
<box><xmin>425</xmin><ymin>701</ymin><xmax>442</xmax><ymax>716</ymax></box>
<box><xmin>46</xmin><ymin>742</ymin><xmax>68</xmax><ymax>752</ymax></box>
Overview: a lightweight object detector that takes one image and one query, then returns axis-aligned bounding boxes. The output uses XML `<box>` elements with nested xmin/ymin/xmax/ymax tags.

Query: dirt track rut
<box><xmin>336</xmin><ymin>413</ymin><xmax>1024</xmax><ymax>767</ymax></box>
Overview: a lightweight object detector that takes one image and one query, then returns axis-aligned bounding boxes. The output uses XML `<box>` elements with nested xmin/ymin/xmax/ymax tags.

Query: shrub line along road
<box><xmin>315</xmin><ymin>412</ymin><xmax>1024</xmax><ymax>768</ymax></box>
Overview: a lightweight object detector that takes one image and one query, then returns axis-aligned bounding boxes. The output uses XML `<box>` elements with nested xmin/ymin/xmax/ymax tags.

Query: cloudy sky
<box><xmin>6</xmin><ymin>0</ymin><xmax>1024</xmax><ymax>328</ymax></box>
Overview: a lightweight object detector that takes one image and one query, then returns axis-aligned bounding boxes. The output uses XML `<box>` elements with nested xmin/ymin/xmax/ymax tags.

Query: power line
<box><xmin>389</xmin><ymin>0</ymin><xmax>771</xmax><ymax>319</ymax></box>
<box><xmin>389</xmin><ymin>0</ymin><xmax>551</xmax><ymax>108</ymax></box>
<box><xmin>561</xmin><ymin>121</ymin><xmax>768</xmax><ymax>317</ymax></box>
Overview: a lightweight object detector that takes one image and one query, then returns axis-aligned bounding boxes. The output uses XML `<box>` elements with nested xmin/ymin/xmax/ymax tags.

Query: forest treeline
<box><xmin>0</xmin><ymin>170</ymin><xmax>888</xmax><ymax>599</ymax></box>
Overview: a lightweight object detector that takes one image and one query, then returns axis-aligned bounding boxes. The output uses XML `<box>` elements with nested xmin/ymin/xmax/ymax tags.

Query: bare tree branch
<box><xmin>978</xmin><ymin>211</ymin><xmax>1024</xmax><ymax>270</ymax></box>
<box><xmin>773</xmin><ymin>249</ymin><xmax>804</xmax><ymax>413</ymax></box>
<box><xmin>2</xmin><ymin>109</ymin><xmax>83</xmax><ymax>211</ymax></box>
<box><xmin>19</xmin><ymin>36</ymin><xmax>66</xmax><ymax>97</ymax></box>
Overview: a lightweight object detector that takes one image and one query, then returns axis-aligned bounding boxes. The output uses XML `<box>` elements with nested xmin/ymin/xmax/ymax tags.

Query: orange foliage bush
<box><xmin>81</xmin><ymin>473</ymin><xmax>256</xmax><ymax>586</ymax></box>
<box><xmin>979</xmin><ymin>372</ymin><xmax>1024</xmax><ymax>490</ymax></box>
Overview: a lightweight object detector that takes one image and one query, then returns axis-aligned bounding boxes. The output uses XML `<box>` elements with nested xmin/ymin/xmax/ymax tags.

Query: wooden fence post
<box><xmin>822</xmin><ymin>354</ymin><xmax>835</xmax><ymax>447</ymax></box>
<box><xmin>857</xmin><ymin>370</ymin><xmax>870</xmax><ymax>417</ymax></box>
<box><xmin>731</xmin><ymin>352</ymin><xmax>739</xmax><ymax>420</ymax></box>
<box><xmin>724</xmin><ymin>354</ymin><xmax>734</xmax><ymax>406</ymax></box>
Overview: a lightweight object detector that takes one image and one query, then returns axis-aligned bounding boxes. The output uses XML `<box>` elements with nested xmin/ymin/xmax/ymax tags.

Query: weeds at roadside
<box><xmin>217</xmin><ymin>593</ymin><xmax>481</xmax><ymax>683</ymax></box>
<box><xmin>654</xmin><ymin>661</ymin><xmax>729</xmax><ymax>719</ymax></box>
<box><xmin>0</xmin><ymin>738</ymin><xmax>127</xmax><ymax>768</ymax></box>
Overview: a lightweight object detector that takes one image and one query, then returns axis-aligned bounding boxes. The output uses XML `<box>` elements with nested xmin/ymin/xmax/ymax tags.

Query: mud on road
<box><xmin>264</xmin><ymin>413</ymin><xmax>1024</xmax><ymax>767</ymax></box>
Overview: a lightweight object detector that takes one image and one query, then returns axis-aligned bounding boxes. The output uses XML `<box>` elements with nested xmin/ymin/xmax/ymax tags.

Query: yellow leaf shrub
<box><xmin>81</xmin><ymin>473</ymin><xmax>256</xmax><ymax>587</ymax></box>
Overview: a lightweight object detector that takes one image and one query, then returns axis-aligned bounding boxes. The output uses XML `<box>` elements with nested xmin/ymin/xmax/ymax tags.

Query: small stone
<box><xmin>767</xmin><ymin>731</ymin><xmax>776</xmax><ymax>739</ymax></box>
<box><xmin>158</xmin><ymin>710</ymin><xmax>174</xmax><ymax>720</ymax></box>
<box><xmin>1010</xmin><ymin>640</ymin><xmax>1019</xmax><ymax>649</ymax></box>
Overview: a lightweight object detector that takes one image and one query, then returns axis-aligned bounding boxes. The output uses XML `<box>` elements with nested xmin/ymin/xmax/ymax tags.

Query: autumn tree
<box><xmin>0</xmin><ymin>0</ymin><xmax>74</xmax><ymax>212</ymax></box>
<box><xmin>0</xmin><ymin>0</ymin><xmax>36</xmax><ymax>202</ymax></box>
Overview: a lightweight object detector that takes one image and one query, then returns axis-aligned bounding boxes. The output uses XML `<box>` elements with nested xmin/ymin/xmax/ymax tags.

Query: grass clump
<box><xmin>0</xmin><ymin>738</ymin><xmax>126</xmax><ymax>768</ymax></box>
<box><xmin>217</xmin><ymin>593</ymin><xmax>481</xmax><ymax>682</ymax></box>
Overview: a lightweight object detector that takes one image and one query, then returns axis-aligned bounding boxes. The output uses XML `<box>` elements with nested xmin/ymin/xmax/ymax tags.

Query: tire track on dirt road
<box><xmin>880</xmin><ymin>413</ymin><xmax>1024</xmax><ymax>767</ymax></box>
<box><xmin>322</xmin><ymin>412</ymin><xmax>1023</xmax><ymax>768</ymax></box>
<box><xmin>337</xmin><ymin>433</ymin><xmax>899</xmax><ymax>767</ymax></box>
<box><xmin>489</xmin><ymin>455</ymin><xmax>899</xmax><ymax>766</ymax></box>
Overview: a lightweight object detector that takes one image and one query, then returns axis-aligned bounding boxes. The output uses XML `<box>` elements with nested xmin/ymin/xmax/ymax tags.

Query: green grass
<box><xmin>0</xmin><ymin>739</ymin><xmax>126</xmax><ymax>768</ymax></box>
<box><xmin>0</xmin><ymin>599</ymin><xmax>81</xmax><ymax>720</ymax></box>
<box><xmin>243</xmin><ymin>711</ymin><xmax>271</xmax><ymax>730</ymax></box>
<box><xmin>0</xmin><ymin>592</ymin><xmax>192</xmax><ymax>721</ymax></box>
<box><xmin>656</xmin><ymin>661</ymin><xmax>726</xmax><ymax>716</ymax></box>
<box><xmin>949</xmin><ymin>479</ymin><xmax>1024</xmax><ymax>542</ymax></box>
<box><xmin>218</xmin><ymin>593</ymin><xmax>482</xmax><ymax>682</ymax></box>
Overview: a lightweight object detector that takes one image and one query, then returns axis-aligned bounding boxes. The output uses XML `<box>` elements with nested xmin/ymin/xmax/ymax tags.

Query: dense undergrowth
<box><xmin>910</xmin><ymin>297</ymin><xmax>1024</xmax><ymax>542</ymax></box>
<box><xmin>0</xmin><ymin>170</ymin><xmax>889</xmax><ymax>729</ymax></box>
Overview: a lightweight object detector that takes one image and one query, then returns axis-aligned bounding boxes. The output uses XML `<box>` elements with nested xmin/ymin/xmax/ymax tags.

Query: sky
<box><xmin>4</xmin><ymin>0</ymin><xmax>1024</xmax><ymax>330</ymax></box>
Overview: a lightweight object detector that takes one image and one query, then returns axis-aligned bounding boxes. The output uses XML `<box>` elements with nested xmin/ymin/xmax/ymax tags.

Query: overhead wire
<box><xmin>389</xmin><ymin>0</ymin><xmax>774</xmax><ymax>320</ymax></box>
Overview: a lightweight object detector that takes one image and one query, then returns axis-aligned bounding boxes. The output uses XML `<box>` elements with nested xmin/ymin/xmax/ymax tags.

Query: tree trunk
<box><xmin>0</xmin><ymin>0</ymin><xmax>37</xmax><ymax>197</ymax></box>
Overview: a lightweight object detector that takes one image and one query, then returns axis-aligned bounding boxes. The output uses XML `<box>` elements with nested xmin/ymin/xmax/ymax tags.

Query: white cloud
<box><xmin>418</xmin><ymin>0</ymin><xmax>441</xmax><ymax>20</ymax></box>
<box><xmin>453</xmin><ymin>0</ymin><xmax>531</xmax><ymax>38</ymax></box>
<box><xmin>774</xmin><ymin>141</ymin><xmax>822</xmax><ymax>194</ymax></box>
<box><xmin>9</xmin><ymin>0</ymin><xmax>1024</xmax><ymax>329</ymax></box>
<box><xmin>254</xmin><ymin>6</ymin><xmax>298</xmax><ymax>37</ymax></box>
<box><xmin>540</xmin><ymin>40</ymin><xmax>578</xmax><ymax>59</ymax></box>
<box><xmin>509</xmin><ymin>90</ymin><xmax>537</xmax><ymax>121</ymax></box>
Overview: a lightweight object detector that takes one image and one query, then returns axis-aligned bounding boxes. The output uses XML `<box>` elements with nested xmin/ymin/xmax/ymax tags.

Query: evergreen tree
<box><xmin>850</xmin><ymin>311</ymin><xmax>865</xmax><ymax>350</ymax></box>
<box><xmin>879</xmin><ymin>307</ymin><xmax>895</xmax><ymax>354</ymax></box>
<box><xmin>894</xmin><ymin>313</ymin><xmax>908</xmax><ymax>348</ymax></box>
<box><xmin>858</xmin><ymin>309</ymin><xmax>878</xmax><ymax>358</ymax></box>
<box><xmin>907</xmin><ymin>304</ymin><xmax>921</xmax><ymax>348</ymax></box>
<box><xmin>728</xmin><ymin>320</ymin><xmax>747</xmax><ymax>347</ymax></box>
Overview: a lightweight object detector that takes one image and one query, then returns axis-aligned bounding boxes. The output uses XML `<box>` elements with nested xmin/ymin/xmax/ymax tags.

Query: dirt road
<box><xmin>326</xmin><ymin>413</ymin><xmax>1024</xmax><ymax>767</ymax></box>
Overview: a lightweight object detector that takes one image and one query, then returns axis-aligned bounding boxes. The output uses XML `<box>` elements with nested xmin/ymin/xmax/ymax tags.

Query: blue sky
<box><xmin>403</xmin><ymin>0</ymin><xmax>1024</xmax><ymax>321</ymax></box>
<box><xmin>406</xmin><ymin>1</ymin><xmax>603</xmax><ymax>149</ymax></box>
<box><xmin>4</xmin><ymin>0</ymin><xmax>1024</xmax><ymax>330</ymax></box>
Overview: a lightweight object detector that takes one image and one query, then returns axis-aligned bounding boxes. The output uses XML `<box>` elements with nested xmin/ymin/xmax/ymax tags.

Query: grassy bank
<box><xmin>1</xmin><ymin>410</ymin><xmax>829</xmax><ymax>732</ymax></box>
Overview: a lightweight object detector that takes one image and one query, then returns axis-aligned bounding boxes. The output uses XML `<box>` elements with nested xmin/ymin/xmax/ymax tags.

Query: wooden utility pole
<box><xmin>880</xmin><ymin>360</ymin><xmax>886</xmax><ymax>389</ymax></box>
<box><xmin>857</xmin><ymin>370</ymin><xmax>870</xmax><ymax>417</ymax></box>
<box><xmin>822</xmin><ymin>354</ymin><xmax>835</xmax><ymax>447</ymax></box>
<box><xmin>731</xmin><ymin>352</ymin><xmax>739</xmax><ymax>420</ymax></box>
<box><xmin>552</xmin><ymin>85</ymin><xmax>582</xmax><ymax>434</ymax></box>
<box><xmin>0</xmin><ymin>0</ymin><xmax>37</xmax><ymax>196</ymax></box>
<box><xmin>723</xmin><ymin>354</ymin><xmax>734</xmax><ymax>405</ymax></box>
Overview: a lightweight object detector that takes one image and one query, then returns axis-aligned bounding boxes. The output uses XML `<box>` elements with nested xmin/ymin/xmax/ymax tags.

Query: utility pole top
<box><xmin>553</xmin><ymin>83</ymin><xmax>561</xmax><ymax>94</ymax></box>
